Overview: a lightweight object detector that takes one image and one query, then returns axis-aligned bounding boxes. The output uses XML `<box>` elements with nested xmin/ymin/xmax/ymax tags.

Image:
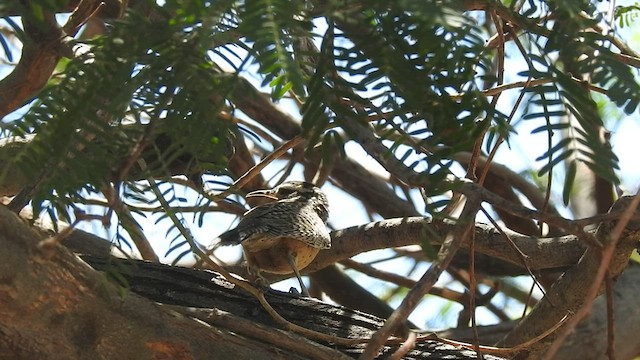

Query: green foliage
<box><xmin>2</xmin><ymin>0</ymin><xmax>638</xmax><ymax>258</ymax></box>
<box><xmin>239</xmin><ymin>0</ymin><xmax>311</xmax><ymax>99</ymax></box>
<box><xmin>513</xmin><ymin>2</ymin><xmax>636</xmax><ymax>204</ymax></box>
<box><xmin>302</xmin><ymin>1</ymin><xmax>495</xmax><ymax>201</ymax></box>
<box><xmin>615</xmin><ymin>3</ymin><xmax>640</xmax><ymax>28</ymax></box>
<box><xmin>6</xmin><ymin>3</ymin><xmax>236</xmax><ymax>217</ymax></box>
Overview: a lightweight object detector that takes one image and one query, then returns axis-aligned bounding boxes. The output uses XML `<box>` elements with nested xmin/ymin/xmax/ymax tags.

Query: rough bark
<box><xmin>0</xmin><ymin>204</ymin><xmax>504</xmax><ymax>360</ymax></box>
<box><xmin>3</xmin><ymin>195</ymin><xmax>640</xmax><ymax>359</ymax></box>
<box><xmin>0</xmin><ymin>205</ymin><xmax>320</xmax><ymax>360</ymax></box>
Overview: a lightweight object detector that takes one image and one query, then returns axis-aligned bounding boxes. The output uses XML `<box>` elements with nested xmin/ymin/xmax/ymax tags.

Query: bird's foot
<box><xmin>251</xmin><ymin>276</ymin><xmax>272</xmax><ymax>292</ymax></box>
<box><xmin>264</xmin><ymin>287</ymin><xmax>307</xmax><ymax>298</ymax></box>
<box><xmin>288</xmin><ymin>286</ymin><xmax>300</xmax><ymax>295</ymax></box>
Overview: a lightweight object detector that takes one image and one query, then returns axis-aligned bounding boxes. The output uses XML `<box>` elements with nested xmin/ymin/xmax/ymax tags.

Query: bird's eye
<box><xmin>278</xmin><ymin>188</ymin><xmax>296</xmax><ymax>197</ymax></box>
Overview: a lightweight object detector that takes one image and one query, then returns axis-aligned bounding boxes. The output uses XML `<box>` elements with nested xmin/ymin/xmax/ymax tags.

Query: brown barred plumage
<box><xmin>217</xmin><ymin>181</ymin><xmax>330</xmax><ymax>296</ymax></box>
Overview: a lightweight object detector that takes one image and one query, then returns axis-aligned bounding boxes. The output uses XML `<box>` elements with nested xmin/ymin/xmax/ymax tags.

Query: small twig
<box><xmin>543</xmin><ymin>193</ymin><xmax>640</xmax><ymax>359</ymax></box>
<box><xmin>37</xmin><ymin>217</ymin><xmax>81</xmax><ymax>250</ymax></box>
<box><xmin>467</xmin><ymin>228</ymin><xmax>483</xmax><ymax>359</ymax></box>
<box><xmin>417</xmin><ymin>312</ymin><xmax>570</xmax><ymax>357</ymax></box>
<box><xmin>465</xmin><ymin>18</ymin><xmax>501</xmax><ymax>180</ymax></box>
<box><xmin>170</xmin><ymin>306</ymin><xmax>354</xmax><ymax>360</ymax></box>
<box><xmin>339</xmin><ymin>258</ymin><xmax>467</xmax><ymax>304</ymax></box>
<box><xmin>450</xmin><ymin>77</ymin><xmax>607</xmax><ymax>101</ymax></box>
<box><xmin>521</xmin><ymin>281</ymin><xmax>536</xmax><ymax>320</ymax></box>
<box><xmin>210</xmin><ymin>135</ymin><xmax>304</xmax><ymax>201</ymax></box>
<box><xmin>63</xmin><ymin>0</ymin><xmax>106</xmax><ymax>36</ymax></box>
<box><xmin>467</xmin><ymin>182</ymin><xmax>602</xmax><ymax>247</ymax></box>
<box><xmin>478</xmin><ymin>22</ymin><xmax>532</xmax><ymax>189</ymax></box>
<box><xmin>359</xmin><ymin>193</ymin><xmax>481</xmax><ymax>359</ymax></box>
<box><xmin>481</xmin><ymin>206</ymin><xmax>548</xmax><ymax>302</ymax></box>
<box><xmin>389</xmin><ymin>331</ymin><xmax>416</xmax><ymax>360</ymax></box>
<box><xmin>446</xmin><ymin>269</ymin><xmax>510</xmax><ymax>321</ymax></box>
<box><xmin>102</xmin><ymin>184</ymin><xmax>160</xmax><ymax>262</ymax></box>
<box><xmin>605</xmin><ymin>271</ymin><xmax>616</xmax><ymax>360</ymax></box>
<box><xmin>614</xmin><ymin>53</ymin><xmax>640</xmax><ymax>69</ymax></box>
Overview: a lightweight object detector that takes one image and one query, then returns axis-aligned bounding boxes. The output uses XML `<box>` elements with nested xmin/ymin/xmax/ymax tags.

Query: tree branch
<box><xmin>0</xmin><ymin>5</ymin><xmax>64</xmax><ymax>119</ymax></box>
<box><xmin>360</xmin><ymin>194</ymin><xmax>481</xmax><ymax>359</ymax></box>
<box><xmin>499</xmin><ymin>196</ymin><xmax>640</xmax><ymax>358</ymax></box>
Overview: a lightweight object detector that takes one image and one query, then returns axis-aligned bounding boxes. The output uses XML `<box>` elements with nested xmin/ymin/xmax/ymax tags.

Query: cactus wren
<box><xmin>217</xmin><ymin>181</ymin><xmax>330</xmax><ymax>296</ymax></box>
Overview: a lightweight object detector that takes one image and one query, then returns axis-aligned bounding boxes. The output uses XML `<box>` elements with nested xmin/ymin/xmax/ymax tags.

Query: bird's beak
<box><xmin>246</xmin><ymin>189</ymin><xmax>279</xmax><ymax>200</ymax></box>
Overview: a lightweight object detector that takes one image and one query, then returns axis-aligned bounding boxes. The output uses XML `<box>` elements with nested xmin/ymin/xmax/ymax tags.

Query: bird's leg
<box><xmin>287</xmin><ymin>251</ymin><xmax>309</xmax><ymax>297</ymax></box>
<box><xmin>246</xmin><ymin>262</ymin><xmax>271</xmax><ymax>291</ymax></box>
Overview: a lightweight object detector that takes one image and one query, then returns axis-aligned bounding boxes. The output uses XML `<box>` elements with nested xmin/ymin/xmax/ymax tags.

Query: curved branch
<box><xmin>0</xmin><ymin>7</ymin><xmax>64</xmax><ymax>119</ymax></box>
<box><xmin>441</xmin><ymin>265</ymin><xmax>640</xmax><ymax>359</ymax></box>
<box><xmin>219</xmin><ymin>216</ymin><xmax>588</xmax><ymax>284</ymax></box>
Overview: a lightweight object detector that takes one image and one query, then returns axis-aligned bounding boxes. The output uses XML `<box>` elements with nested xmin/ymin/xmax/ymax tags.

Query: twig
<box><xmin>63</xmin><ymin>0</ymin><xmax>106</xmax><ymax>36</ymax></box>
<box><xmin>418</xmin><ymin>312</ymin><xmax>570</xmax><ymax>357</ymax></box>
<box><xmin>389</xmin><ymin>331</ymin><xmax>416</xmax><ymax>360</ymax></box>
<box><xmin>450</xmin><ymin>77</ymin><xmax>607</xmax><ymax>100</ymax></box>
<box><xmin>481</xmin><ymin>206</ymin><xmax>548</xmax><ymax>301</ymax></box>
<box><xmin>478</xmin><ymin>21</ymin><xmax>533</xmax><ymax>192</ymax></box>
<box><xmin>359</xmin><ymin>193</ymin><xmax>481</xmax><ymax>359</ymax></box>
<box><xmin>339</xmin><ymin>258</ymin><xmax>467</xmax><ymax>304</ymax></box>
<box><xmin>467</xmin><ymin>226</ymin><xmax>483</xmax><ymax>359</ymax></box>
<box><xmin>543</xmin><ymin>193</ymin><xmax>640</xmax><ymax>359</ymax></box>
<box><xmin>210</xmin><ymin>135</ymin><xmax>304</xmax><ymax>200</ymax></box>
<box><xmin>109</xmin><ymin>185</ymin><xmax>160</xmax><ymax>262</ymax></box>
<box><xmin>465</xmin><ymin>182</ymin><xmax>602</xmax><ymax>247</ymax></box>
<box><xmin>446</xmin><ymin>269</ymin><xmax>510</xmax><ymax>322</ymax></box>
<box><xmin>605</xmin><ymin>271</ymin><xmax>616</xmax><ymax>360</ymax></box>
<box><xmin>37</xmin><ymin>217</ymin><xmax>81</xmax><ymax>251</ymax></box>
<box><xmin>171</xmin><ymin>306</ymin><xmax>354</xmax><ymax>360</ymax></box>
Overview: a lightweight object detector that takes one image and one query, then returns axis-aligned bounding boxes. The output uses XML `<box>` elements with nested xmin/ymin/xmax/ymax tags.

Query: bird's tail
<box><xmin>215</xmin><ymin>228</ymin><xmax>242</xmax><ymax>246</ymax></box>
<box><xmin>193</xmin><ymin>229</ymin><xmax>242</xmax><ymax>268</ymax></box>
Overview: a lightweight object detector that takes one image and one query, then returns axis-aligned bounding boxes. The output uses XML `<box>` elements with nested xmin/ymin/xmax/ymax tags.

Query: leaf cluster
<box><xmin>516</xmin><ymin>1</ymin><xmax>639</xmax><ymax>203</ymax></box>
<box><xmin>301</xmin><ymin>1</ymin><xmax>496</xmax><ymax>198</ymax></box>
<box><xmin>2</xmin><ymin>0</ymin><xmax>638</xmax><ymax>254</ymax></box>
<box><xmin>615</xmin><ymin>2</ymin><xmax>640</xmax><ymax>28</ymax></box>
<box><xmin>5</xmin><ymin>2</ymin><xmax>238</xmax><ymax>218</ymax></box>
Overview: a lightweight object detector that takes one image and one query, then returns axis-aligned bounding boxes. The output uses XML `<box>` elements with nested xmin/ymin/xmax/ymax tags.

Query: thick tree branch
<box><xmin>53</xmin><ymin>211</ymin><xmax>587</xmax><ymax>283</ymax></box>
<box><xmin>0</xmin><ymin>203</ymin><xmax>503</xmax><ymax>359</ymax></box>
<box><xmin>0</xmin><ymin>6</ymin><xmax>64</xmax><ymax>119</ymax></box>
<box><xmin>219</xmin><ymin>216</ymin><xmax>588</xmax><ymax>285</ymax></box>
<box><xmin>499</xmin><ymin>196</ymin><xmax>640</xmax><ymax>358</ymax></box>
<box><xmin>79</xmin><ymin>254</ymin><xmax>506</xmax><ymax>359</ymax></box>
<box><xmin>0</xmin><ymin>205</ymin><xmax>308</xmax><ymax>359</ymax></box>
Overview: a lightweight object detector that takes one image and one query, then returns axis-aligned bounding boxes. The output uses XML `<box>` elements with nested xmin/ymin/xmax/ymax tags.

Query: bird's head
<box><xmin>246</xmin><ymin>181</ymin><xmax>329</xmax><ymax>221</ymax></box>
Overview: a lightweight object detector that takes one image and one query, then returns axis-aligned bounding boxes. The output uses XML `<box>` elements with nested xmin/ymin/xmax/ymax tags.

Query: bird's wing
<box><xmin>290</xmin><ymin>208</ymin><xmax>331</xmax><ymax>249</ymax></box>
<box><xmin>223</xmin><ymin>202</ymin><xmax>289</xmax><ymax>243</ymax></box>
<box><xmin>217</xmin><ymin>199</ymin><xmax>330</xmax><ymax>249</ymax></box>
